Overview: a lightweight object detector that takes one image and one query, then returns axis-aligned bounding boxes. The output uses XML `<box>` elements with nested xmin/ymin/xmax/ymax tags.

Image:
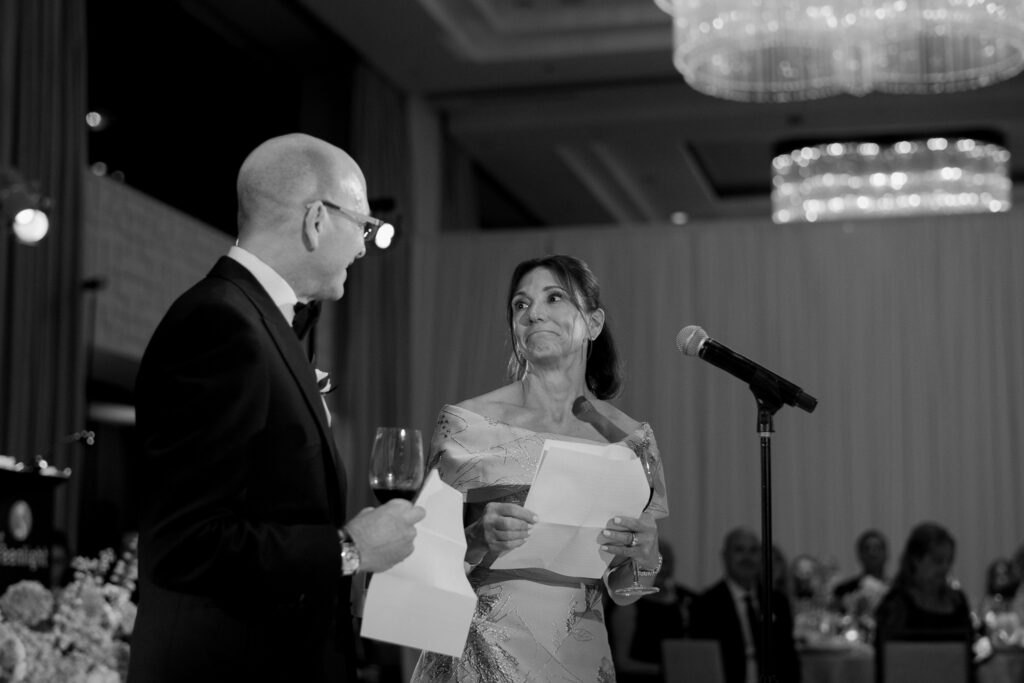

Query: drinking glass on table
<box><xmin>615</xmin><ymin>447</ymin><xmax>659</xmax><ymax>597</ymax></box>
<box><xmin>369</xmin><ymin>427</ymin><xmax>425</xmax><ymax>503</ymax></box>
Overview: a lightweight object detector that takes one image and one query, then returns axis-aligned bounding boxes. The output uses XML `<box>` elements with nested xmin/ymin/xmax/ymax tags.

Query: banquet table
<box><xmin>800</xmin><ymin>644</ymin><xmax>873</xmax><ymax>683</ymax></box>
<box><xmin>799</xmin><ymin>645</ymin><xmax>1024</xmax><ymax>683</ymax></box>
<box><xmin>980</xmin><ymin>648</ymin><xmax>1024</xmax><ymax>683</ymax></box>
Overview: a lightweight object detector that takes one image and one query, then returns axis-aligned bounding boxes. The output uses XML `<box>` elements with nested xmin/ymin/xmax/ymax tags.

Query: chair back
<box><xmin>661</xmin><ymin>638</ymin><xmax>726</xmax><ymax>683</ymax></box>
<box><xmin>883</xmin><ymin>641</ymin><xmax>969</xmax><ymax>683</ymax></box>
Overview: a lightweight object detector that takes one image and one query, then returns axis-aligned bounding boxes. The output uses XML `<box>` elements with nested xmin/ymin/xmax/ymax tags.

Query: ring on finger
<box><xmin>629</xmin><ymin>531</ymin><xmax>639</xmax><ymax>547</ymax></box>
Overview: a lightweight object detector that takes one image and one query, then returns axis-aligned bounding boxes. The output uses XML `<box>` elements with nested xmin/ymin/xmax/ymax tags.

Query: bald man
<box><xmin>130</xmin><ymin>134</ymin><xmax>424</xmax><ymax>682</ymax></box>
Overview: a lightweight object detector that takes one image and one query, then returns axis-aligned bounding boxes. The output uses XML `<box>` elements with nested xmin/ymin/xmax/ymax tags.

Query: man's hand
<box><xmin>344</xmin><ymin>499</ymin><xmax>426</xmax><ymax>573</ymax></box>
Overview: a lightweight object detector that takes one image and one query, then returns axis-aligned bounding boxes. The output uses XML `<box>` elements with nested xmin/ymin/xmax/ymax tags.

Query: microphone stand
<box><xmin>750</xmin><ymin>369</ymin><xmax>784</xmax><ymax>683</ymax></box>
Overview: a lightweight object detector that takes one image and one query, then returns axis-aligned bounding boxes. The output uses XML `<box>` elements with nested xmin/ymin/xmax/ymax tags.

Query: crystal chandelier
<box><xmin>771</xmin><ymin>137</ymin><xmax>1012</xmax><ymax>223</ymax></box>
<box><xmin>654</xmin><ymin>0</ymin><xmax>1024</xmax><ymax>102</ymax></box>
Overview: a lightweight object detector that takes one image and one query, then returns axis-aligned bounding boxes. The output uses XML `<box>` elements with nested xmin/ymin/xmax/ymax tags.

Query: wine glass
<box><xmin>368</xmin><ymin>427</ymin><xmax>425</xmax><ymax>503</ymax></box>
<box><xmin>615</xmin><ymin>448</ymin><xmax>660</xmax><ymax>597</ymax></box>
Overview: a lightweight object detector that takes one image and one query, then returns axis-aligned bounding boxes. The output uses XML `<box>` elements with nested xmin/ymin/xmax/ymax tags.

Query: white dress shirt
<box><xmin>226</xmin><ymin>246</ymin><xmax>330</xmax><ymax>426</ymax></box>
<box><xmin>726</xmin><ymin>579</ymin><xmax>760</xmax><ymax>683</ymax></box>
<box><xmin>227</xmin><ymin>245</ymin><xmax>301</xmax><ymax>324</ymax></box>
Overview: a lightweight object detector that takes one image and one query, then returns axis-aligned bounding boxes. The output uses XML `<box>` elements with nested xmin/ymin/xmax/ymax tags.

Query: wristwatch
<box><xmin>338</xmin><ymin>528</ymin><xmax>361</xmax><ymax>576</ymax></box>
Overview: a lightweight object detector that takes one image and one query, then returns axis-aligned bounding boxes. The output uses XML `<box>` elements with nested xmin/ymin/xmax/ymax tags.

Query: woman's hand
<box><xmin>600</xmin><ymin>510</ymin><xmax>659</xmax><ymax>568</ymax></box>
<box><xmin>465</xmin><ymin>502</ymin><xmax>538</xmax><ymax>564</ymax></box>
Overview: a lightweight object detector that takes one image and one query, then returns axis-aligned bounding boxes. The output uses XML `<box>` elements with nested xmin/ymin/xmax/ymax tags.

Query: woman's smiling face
<box><xmin>510</xmin><ymin>267</ymin><xmax>596</xmax><ymax>366</ymax></box>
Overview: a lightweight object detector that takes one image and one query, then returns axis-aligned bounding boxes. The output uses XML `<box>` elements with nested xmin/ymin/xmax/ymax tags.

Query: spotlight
<box><xmin>85</xmin><ymin>110</ymin><xmax>111</xmax><ymax>132</ymax></box>
<box><xmin>0</xmin><ymin>167</ymin><xmax>50</xmax><ymax>245</ymax></box>
<box><xmin>374</xmin><ymin>223</ymin><xmax>395</xmax><ymax>249</ymax></box>
<box><xmin>368</xmin><ymin>197</ymin><xmax>400</xmax><ymax>250</ymax></box>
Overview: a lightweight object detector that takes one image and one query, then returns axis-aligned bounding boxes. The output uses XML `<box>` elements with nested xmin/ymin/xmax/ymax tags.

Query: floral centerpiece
<box><xmin>0</xmin><ymin>543</ymin><xmax>137</xmax><ymax>683</ymax></box>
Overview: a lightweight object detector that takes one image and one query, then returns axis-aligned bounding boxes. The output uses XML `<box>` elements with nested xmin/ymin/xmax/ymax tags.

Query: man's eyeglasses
<box><xmin>320</xmin><ymin>200</ymin><xmax>395</xmax><ymax>249</ymax></box>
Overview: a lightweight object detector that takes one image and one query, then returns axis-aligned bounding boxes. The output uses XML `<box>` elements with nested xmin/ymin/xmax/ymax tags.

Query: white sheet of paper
<box><xmin>360</xmin><ymin>469</ymin><xmax>477</xmax><ymax>657</ymax></box>
<box><xmin>489</xmin><ymin>439</ymin><xmax>650</xmax><ymax>578</ymax></box>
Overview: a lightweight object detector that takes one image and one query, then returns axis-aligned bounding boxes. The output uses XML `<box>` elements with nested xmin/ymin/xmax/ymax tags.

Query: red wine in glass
<box><xmin>368</xmin><ymin>427</ymin><xmax>425</xmax><ymax>505</ymax></box>
<box><xmin>371</xmin><ymin>488</ymin><xmax>418</xmax><ymax>503</ymax></box>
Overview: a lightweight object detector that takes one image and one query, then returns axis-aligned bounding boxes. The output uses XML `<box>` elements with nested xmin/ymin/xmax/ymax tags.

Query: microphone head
<box><xmin>676</xmin><ymin>325</ymin><xmax>708</xmax><ymax>356</ymax></box>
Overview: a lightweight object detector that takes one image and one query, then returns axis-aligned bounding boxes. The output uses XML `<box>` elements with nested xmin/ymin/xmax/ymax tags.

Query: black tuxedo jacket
<box><xmin>690</xmin><ymin>580</ymin><xmax>802</xmax><ymax>683</ymax></box>
<box><xmin>129</xmin><ymin>257</ymin><xmax>353</xmax><ymax>682</ymax></box>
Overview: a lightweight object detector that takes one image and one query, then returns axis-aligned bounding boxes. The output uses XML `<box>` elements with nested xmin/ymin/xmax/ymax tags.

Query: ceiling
<box><xmin>301</xmin><ymin>0</ymin><xmax>1024</xmax><ymax>227</ymax></box>
<box><xmin>89</xmin><ymin>0</ymin><xmax>1024</xmax><ymax>229</ymax></box>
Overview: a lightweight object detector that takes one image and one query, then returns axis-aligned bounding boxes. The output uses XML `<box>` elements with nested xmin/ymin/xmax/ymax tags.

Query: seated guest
<box><xmin>1010</xmin><ymin>543</ymin><xmax>1024</xmax><ymax>627</ymax></box>
<box><xmin>977</xmin><ymin>557</ymin><xmax>1022</xmax><ymax>646</ymax></box>
<box><xmin>791</xmin><ymin>553</ymin><xmax>827</xmax><ymax>607</ymax></box>
<box><xmin>610</xmin><ymin>542</ymin><xmax>696</xmax><ymax>682</ymax></box>
<box><xmin>832</xmin><ymin>529</ymin><xmax>890</xmax><ymax>621</ymax></box>
<box><xmin>690</xmin><ymin>527</ymin><xmax>801</xmax><ymax>683</ymax></box>
<box><xmin>874</xmin><ymin>522</ymin><xmax>974</xmax><ymax>683</ymax></box>
<box><xmin>980</xmin><ymin>557</ymin><xmax>1020</xmax><ymax>608</ymax></box>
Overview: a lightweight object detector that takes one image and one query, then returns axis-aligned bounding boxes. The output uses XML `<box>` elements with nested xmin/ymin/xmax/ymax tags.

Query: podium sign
<box><xmin>0</xmin><ymin>468</ymin><xmax>69</xmax><ymax>589</ymax></box>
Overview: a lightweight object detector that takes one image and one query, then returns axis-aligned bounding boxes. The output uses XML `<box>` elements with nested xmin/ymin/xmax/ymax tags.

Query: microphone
<box><xmin>572</xmin><ymin>396</ymin><xmax>629</xmax><ymax>442</ymax></box>
<box><xmin>676</xmin><ymin>326</ymin><xmax>818</xmax><ymax>413</ymax></box>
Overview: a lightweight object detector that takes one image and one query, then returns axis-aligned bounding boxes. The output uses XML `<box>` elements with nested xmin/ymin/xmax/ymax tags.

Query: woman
<box><xmin>980</xmin><ymin>557</ymin><xmax>1020</xmax><ymax>608</ymax></box>
<box><xmin>978</xmin><ymin>557</ymin><xmax>1022</xmax><ymax>646</ymax></box>
<box><xmin>874</xmin><ymin>522</ymin><xmax>975</xmax><ymax>683</ymax></box>
<box><xmin>412</xmin><ymin>255</ymin><xmax>668</xmax><ymax>682</ymax></box>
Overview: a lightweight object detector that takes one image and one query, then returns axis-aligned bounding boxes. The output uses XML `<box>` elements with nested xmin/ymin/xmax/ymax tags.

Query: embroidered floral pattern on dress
<box><xmin>414</xmin><ymin>591</ymin><xmax>520</xmax><ymax>683</ymax></box>
<box><xmin>562</xmin><ymin>584</ymin><xmax>604</xmax><ymax>646</ymax></box>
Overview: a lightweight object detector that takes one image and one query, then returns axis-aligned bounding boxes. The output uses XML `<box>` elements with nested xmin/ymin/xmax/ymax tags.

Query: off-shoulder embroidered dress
<box><xmin>411</xmin><ymin>404</ymin><xmax>669</xmax><ymax>683</ymax></box>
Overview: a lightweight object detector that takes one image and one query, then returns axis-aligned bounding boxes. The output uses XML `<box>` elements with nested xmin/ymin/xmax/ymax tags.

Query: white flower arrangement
<box><xmin>315</xmin><ymin>368</ymin><xmax>333</xmax><ymax>395</ymax></box>
<box><xmin>0</xmin><ymin>544</ymin><xmax>137</xmax><ymax>683</ymax></box>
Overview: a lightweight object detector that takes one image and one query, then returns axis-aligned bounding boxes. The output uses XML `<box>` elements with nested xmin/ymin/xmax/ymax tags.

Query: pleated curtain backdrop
<box><xmin>0</xmin><ymin>0</ymin><xmax>88</xmax><ymax>536</ymax></box>
<box><xmin>399</xmin><ymin>212</ymin><xmax>1024</xmax><ymax>596</ymax></box>
<box><xmin>332</xmin><ymin>64</ymin><xmax>415</xmax><ymax>513</ymax></box>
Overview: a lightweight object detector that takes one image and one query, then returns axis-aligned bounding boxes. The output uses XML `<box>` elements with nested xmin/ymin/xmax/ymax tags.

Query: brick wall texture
<box><xmin>82</xmin><ymin>172</ymin><xmax>233</xmax><ymax>361</ymax></box>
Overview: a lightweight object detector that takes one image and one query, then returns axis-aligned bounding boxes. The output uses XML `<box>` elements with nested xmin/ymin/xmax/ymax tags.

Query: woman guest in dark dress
<box><xmin>611</xmin><ymin>542</ymin><xmax>696</xmax><ymax>682</ymax></box>
<box><xmin>874</xmin><ymin>522</ymin><xmax>975</xmax><ymax>683</ymax></box>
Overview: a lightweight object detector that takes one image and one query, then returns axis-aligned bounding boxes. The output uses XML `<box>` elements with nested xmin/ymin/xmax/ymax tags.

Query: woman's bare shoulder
<box><xmin>455</xmin><ymin>383</ymin><xmax>523</xmax><ymax>422</ymax></box>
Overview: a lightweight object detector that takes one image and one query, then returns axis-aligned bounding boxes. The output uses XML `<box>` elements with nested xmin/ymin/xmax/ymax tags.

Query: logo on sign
<box><xmin>8</xmin><ymin>500</ymin><xmax>32</xmax><ymax>542</ymax></box>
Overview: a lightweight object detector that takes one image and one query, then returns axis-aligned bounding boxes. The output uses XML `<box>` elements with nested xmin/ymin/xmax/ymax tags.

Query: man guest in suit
<box><xmin>130</xmin><ymin>133</ymin><xmax>426</xmax><ymax>682</ymax></box>
<box><xmin>691</xmin><ymin>527</ymin><xmax>801</xmax><ymax>683</ymax></box>
<box><xmin>832</xmin><ymin>528</ymin><xmax>890</xmax><ymax>609</ymax></box>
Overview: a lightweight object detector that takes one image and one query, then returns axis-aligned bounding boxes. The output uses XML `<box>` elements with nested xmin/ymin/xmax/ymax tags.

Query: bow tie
<box><xmin>291</xmin><ymin>300</ymin><xmax>321</xmax><ymax>340</ymax></box>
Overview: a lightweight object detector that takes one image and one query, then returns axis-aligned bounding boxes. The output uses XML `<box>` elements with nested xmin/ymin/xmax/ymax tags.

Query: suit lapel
<box><xmin>210</xmin><ymin>257</ymin><xmax>346</xmax><ymax>522</ymax></box>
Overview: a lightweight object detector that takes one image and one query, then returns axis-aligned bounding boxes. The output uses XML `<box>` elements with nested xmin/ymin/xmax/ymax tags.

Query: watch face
<box><xmin>342</xmin><ymin>542</ymin><xmax>360</xmax><ymax>574</ymax></box>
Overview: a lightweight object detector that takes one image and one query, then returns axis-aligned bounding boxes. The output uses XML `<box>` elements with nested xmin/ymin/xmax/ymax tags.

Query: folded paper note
<box><xmin>360</xmin><ymin>469</ymin><xmax>477</xmax><ymax>657</ymax></box>
<box><xmin>489</xmin><ymin>439</ymin><xmax>650</xmax><ymax>578</ymax></box>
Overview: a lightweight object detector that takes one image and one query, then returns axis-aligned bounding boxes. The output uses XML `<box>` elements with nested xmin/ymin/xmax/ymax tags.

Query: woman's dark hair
<box><xmin>505</xmin><ymin>254</ymin><xmax>622</xmax><ymax>399</ymax></box>
<box><xmin>892</xmin><ymin>521</ymin><xmax>956</xmax><ymax>591</ymax></box>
